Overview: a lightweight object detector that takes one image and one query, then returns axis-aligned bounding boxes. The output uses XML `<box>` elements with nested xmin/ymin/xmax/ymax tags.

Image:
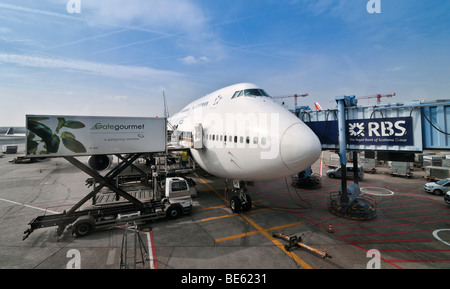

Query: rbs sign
<box><xmin>347</xmin><ymin>117</ymin><xmax>413</xmax><ymax>146</ymax></box>
<box><xmin>305</xmin><ymin>117</ymin><xmax>414</xmax><ymax>147</ymax></box>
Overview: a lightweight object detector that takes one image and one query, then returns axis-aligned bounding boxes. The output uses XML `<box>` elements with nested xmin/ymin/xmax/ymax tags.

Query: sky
<box><xmin>0</xmin><ymin>0</ymin><xmax>449</xmax><ymax>126</ymax></box>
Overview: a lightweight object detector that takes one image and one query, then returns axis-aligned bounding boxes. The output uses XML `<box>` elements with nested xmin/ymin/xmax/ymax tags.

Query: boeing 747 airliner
<box><xmin>168</xmin><ymin>83</ymin><xmax>321</xmax><ymax>212</ymax></box>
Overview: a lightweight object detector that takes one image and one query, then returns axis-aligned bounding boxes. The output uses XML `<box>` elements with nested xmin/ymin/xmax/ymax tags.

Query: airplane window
<box><xmin>253</xmin><ymin>137</ymin><xmax>258</xmax><ymax>144</ymax></box>
<box><xmin>239</xmin><ymin>136</ymin><xmax>243</xmax><ymax>143</ymax></box>
<box><xmin>234</xmin><ymin>136</ymin><xmax>237</xmax><ymax>143</ymax></box>
<box><xmin>242</xmin><ymin>89</ymin><xmax>270</xmax><ymax>97</ymax></box>
<box><xmin>224</xmin><ymin>136</ymin><xmax>227</xmax><ymax>142</ymax></box>
<box><xmin>238</xmin><ymin>90</ymin><xmax>243</xmax><ymax>97</ymax></box>
<box><xmin>231</xmin><ymin>91</ymin><xmax>241</xmax><ymax>99</ymax></box>
<box><xmin>229</xmin><ymin>135</ymin><xmax>232</xmax><ymax>142</ymax></box>
<box><xmin>259</xmin><ymin>89</ymin><xmax>270</xmax><ymax>97</ymax></box>
<box><xmin>213</xmin><ymin>135</ymin><xmax>215</xmax><ymax>141</ymax></box>
<box><xmin>220</xmin><ymin>135</ymin><xmax>223</xmax><ymax>141</ymax></box>
<box><xmin>261</xmin><ymin>137</ymin><xmax>266</xmax><ymax>145</ymax></box>
<box><xmin>244</xmin><ymin>89</ymin><xmax>259</xmax><ymax>96</ymax></box>
<box><xmin>246</xmin><ymin>136</ymin><xmax>250</xmax><ymax>144</ymax></box>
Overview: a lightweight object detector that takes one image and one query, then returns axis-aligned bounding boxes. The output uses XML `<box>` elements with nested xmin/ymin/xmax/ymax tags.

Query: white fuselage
<box><xmin>169</xmin><ymin>83</ymin><xmax>321</xmax><ymax>181</ymax></box>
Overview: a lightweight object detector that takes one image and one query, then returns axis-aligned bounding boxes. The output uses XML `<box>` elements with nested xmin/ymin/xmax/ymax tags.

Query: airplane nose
<box><xmin>280</xmin><ymin>123</ymin><xmax>321</xmax><ymax>172</ymax></box>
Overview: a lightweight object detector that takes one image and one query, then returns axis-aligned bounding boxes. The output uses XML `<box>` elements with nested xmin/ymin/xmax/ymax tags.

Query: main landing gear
<box><xmin>228</xmin><ymin>180</ymin><xmax>252</xmax><ymax>213</ymax></box>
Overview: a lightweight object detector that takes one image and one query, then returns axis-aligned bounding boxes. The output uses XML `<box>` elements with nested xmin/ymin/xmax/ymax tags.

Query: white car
<box><xmin>424</xmin><ymin>178</ymin><xmax>450</xmax><ymax>195</ymax></box>
<box><xmin>327</xmin><ymin>165</ymin><xmax>364</xmax><ymax>181</ymax></box>
<box><xmin>445</xmin><ymin>191</ymin><xmax>450</xmax><ymax>205</ymax></box>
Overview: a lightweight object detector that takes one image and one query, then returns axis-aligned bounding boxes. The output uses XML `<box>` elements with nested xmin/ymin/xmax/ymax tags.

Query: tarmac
<box><xmin>0</xmin><ymin>145</ymin><xmax>450</xmax><ymax>269</ymax></box>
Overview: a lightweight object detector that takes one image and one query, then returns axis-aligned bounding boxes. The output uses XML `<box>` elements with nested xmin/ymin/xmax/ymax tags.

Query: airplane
<box><xmin>166</xmin><ymin>83</ymin><xmax>322</xmax><ymax>212</ymax></box>
<box><xmin>0</xmin><ymin>127</ymin><xmax>26</xmax><ymax>146</ymax></box>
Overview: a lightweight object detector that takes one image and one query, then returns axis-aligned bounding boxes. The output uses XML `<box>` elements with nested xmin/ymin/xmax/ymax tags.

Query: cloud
<box><xmin>82</xmin><ymin>0</ymin><xmax>208</xmax><ymax>34</ymax></box>
<box><xmin>0</xmin><ymin>53</ymin><xmax>181</xmax><ymax>79</ymax></box>
<box><xmin>179</xmin><ymin>55</ymin><xmax>210</xmax><ymax>65</ymax></box>
<box><xmin>104</xmin><ymin>95</ymin><xmax>129</xmax><ymax>101</ymax></box>
<box><xmin>288</xmin><ymin>0</ymin><xmax>369</xmax><ymax>22</ymax></box>
<box><xmin>80</xmin><ymin>0</ymin><xmax>225</xmax><ymax>63</ymax></box>
<box><xmin>0</xmin><ymin>3</ymin><xmax>84</xmax><ymax>22</ymax></box>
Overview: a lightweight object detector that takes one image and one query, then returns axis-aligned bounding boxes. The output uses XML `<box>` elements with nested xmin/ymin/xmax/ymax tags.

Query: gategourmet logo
<box><xmin>91</xmin><ymin>123</ymin><xmax>145</xmax><ymax>131</ymax></box>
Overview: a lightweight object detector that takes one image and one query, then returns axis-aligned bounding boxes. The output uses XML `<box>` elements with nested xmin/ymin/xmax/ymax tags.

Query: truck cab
<box><xmin>163</xmin><ymin>177</ymin><xmax>193</xmax><ymax>219</ymax></box>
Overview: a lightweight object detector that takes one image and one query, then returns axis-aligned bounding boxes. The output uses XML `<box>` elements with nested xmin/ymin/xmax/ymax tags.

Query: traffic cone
<box><xmin>327</xmin><ymin>224</ymin><xmax>334</xmax><ymax>233</ymax></box>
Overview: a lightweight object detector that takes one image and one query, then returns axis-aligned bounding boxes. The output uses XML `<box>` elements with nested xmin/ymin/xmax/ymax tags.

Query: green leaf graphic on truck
<box><xmin>27</xmin><ymin>117</ymin><xmax>87</xmax><ymax>155</ymax></box>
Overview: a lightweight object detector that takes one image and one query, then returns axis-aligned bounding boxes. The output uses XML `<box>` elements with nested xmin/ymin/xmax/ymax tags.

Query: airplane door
<box><xmin>194</xmin><ymin>123</ymin><xmax>203</xmax><ymax>149</ymax></box>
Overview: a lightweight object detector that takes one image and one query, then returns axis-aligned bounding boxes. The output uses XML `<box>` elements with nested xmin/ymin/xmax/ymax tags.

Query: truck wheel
<box><xmin>167</xmin><ymin>205</ymin><xmax>182</xmax><ymax>220</ymax></box>
<box><xmin>74</xmin><ymin>222</ymin><xmax>93</xmax><ymax>237</ymax></box>
<box><xmin>230</xmin><ymin>196</ymin><xmax>241</xmax><ymax>213</ymax></box>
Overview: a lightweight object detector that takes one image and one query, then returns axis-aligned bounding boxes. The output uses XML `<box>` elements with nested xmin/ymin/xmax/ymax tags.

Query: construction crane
<box><xmin>271</xmin><ymin>93</ymin><xmax>308</xmax><ymax>107</ymax></box>
<box><xmin>357</xmin><ymin>93</ymin><xmax>396</xmax><ymax>105</ymax></box>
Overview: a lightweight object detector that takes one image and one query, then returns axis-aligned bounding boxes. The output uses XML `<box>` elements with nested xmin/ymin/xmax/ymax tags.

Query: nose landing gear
<box><xmin>229</xmin><ymin>180</ymin><xmax>252</xmax><ymax>213</ymax></box>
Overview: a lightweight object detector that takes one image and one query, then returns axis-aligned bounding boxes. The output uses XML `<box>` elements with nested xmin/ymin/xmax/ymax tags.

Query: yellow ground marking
<box><xmin>201</xmin><ymin>213</ymin><xmax>238</xmax><ymax>222</ymax></box>
<box><xmin>199</xmin><ymin>178</ymin><xmax>227</xmax><ymax>203</ymax></box>
<box><xmin>214</xmin><ymin>221</ymin><xmax>302</xmax><ymax>243</ymax></box>
<box><xmin>196</xmin><ymin>205</ymin><xmax>226</xmax><ymax>211</ymax></box>
<box><xmin>241</xmin><ymin>214</ymin><xmax>313</xmax><ymax>269</ymax></box>
<box><xmin>200</xmin><ymin>208</ymin><xmax>270</xmax><ymax>222</ymax></box>
<box><xmin>198</xmin><ymin>178</ymin><xmax>314</xmax><ymax>269</ymax></box>
<box><xmin>197</xmin><ymin>186</ymin><xmax>225</xmax><ymax>192</ymax></box>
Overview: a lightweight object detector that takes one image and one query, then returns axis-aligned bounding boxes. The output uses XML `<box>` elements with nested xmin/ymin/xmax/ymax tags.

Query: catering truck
<box><xmin>23</xmin><ymin>154</ymin><xmax>195</xmax><ymax>240</ymax></box>
<box><xmin>23</xmin><ymin>115</ymin><xmax>196</xmax><ymax>240</ymax></box>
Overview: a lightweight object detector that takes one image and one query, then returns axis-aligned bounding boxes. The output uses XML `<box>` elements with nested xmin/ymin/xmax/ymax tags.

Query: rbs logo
<box><xmin>347</xmin><ymin>117</ymin><xmax>412</xmax><ymax>146</ymax></box>
<box><xmin>349</xmin><ymin>120</ymin><xmax>407</xmax><ymax>137</ymax></box>
<box><xmin>367</xmin><ymin>120</ymin><xmax>407</xmax><ymax>137</ymax></box>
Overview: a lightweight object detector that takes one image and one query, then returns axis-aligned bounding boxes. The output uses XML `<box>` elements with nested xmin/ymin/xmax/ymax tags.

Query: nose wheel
<box><xmin>229</xmin><ymin>181</ymin><xmax>252</xmax><ymax>213</ymax></box>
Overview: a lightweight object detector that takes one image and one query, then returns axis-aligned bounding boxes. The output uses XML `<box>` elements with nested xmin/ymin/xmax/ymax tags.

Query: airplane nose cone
<box><xmin>280</xmin><ymin>123</ymin><xmax>321</xmax><ymax>172</ymax></box>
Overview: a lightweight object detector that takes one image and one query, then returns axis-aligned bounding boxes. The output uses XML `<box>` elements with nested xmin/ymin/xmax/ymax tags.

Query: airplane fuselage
<box><xmin>169</xmin><ymin>83</ymin><xmax>321</xmax><ymax>181</ymax></box>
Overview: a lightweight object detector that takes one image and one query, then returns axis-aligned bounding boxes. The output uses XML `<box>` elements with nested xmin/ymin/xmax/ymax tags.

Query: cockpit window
<box><xmin>260</xmin><ymin>89</ymin><xmax>270</xmax><ymax>97</ymax></box>
<box><xmin>232</xmin><ymin>88</ymin><xmax>270</xmax><ymax>99</ymax></box>
<box><xmin>243</xmin><ymin>89</ymin><xmax>270</xmax><ymax>97</ymax></box>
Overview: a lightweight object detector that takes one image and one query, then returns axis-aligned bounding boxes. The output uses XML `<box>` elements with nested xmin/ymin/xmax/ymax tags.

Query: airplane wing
<box><xmin>0</xmin><ymin>127</ymin><xmax>26</xmax><ymax>145</ymax></box>
<box><xmin>0</xmin><ymin>136</ymin><xmax>26</xmax><ymax>145</ymax></box>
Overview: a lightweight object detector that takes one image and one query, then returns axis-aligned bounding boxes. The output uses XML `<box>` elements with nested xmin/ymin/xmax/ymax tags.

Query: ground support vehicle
<box><xmin>292</xmin><ymin>167</ymin><xmax>321</xmax><ymax>189</ymax></box>
<box><xmin>23</xmin><ymin>153</ymin><xmax>193</xmax><ymax>240</ymax></box>
<box><xmin>328</xmin><ymin>183</ymin><xmax>377</xmax><ymax>220</ymax></box>
<box><xmin>389</xmin><ymin>161</ymin><xmax>413</xmax><ymax>178</ymax></box>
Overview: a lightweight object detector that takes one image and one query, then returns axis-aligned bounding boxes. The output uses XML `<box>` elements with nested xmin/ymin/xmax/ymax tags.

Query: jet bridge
<box><xmin>298</xmin><ymin>99</ymin><xmax>450</xmax><ymax>152</ymax></box>
<box><xmin>297</xmin><ymin>98</ymin><xmax>450</xmax><ymax>220</ymax></box>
